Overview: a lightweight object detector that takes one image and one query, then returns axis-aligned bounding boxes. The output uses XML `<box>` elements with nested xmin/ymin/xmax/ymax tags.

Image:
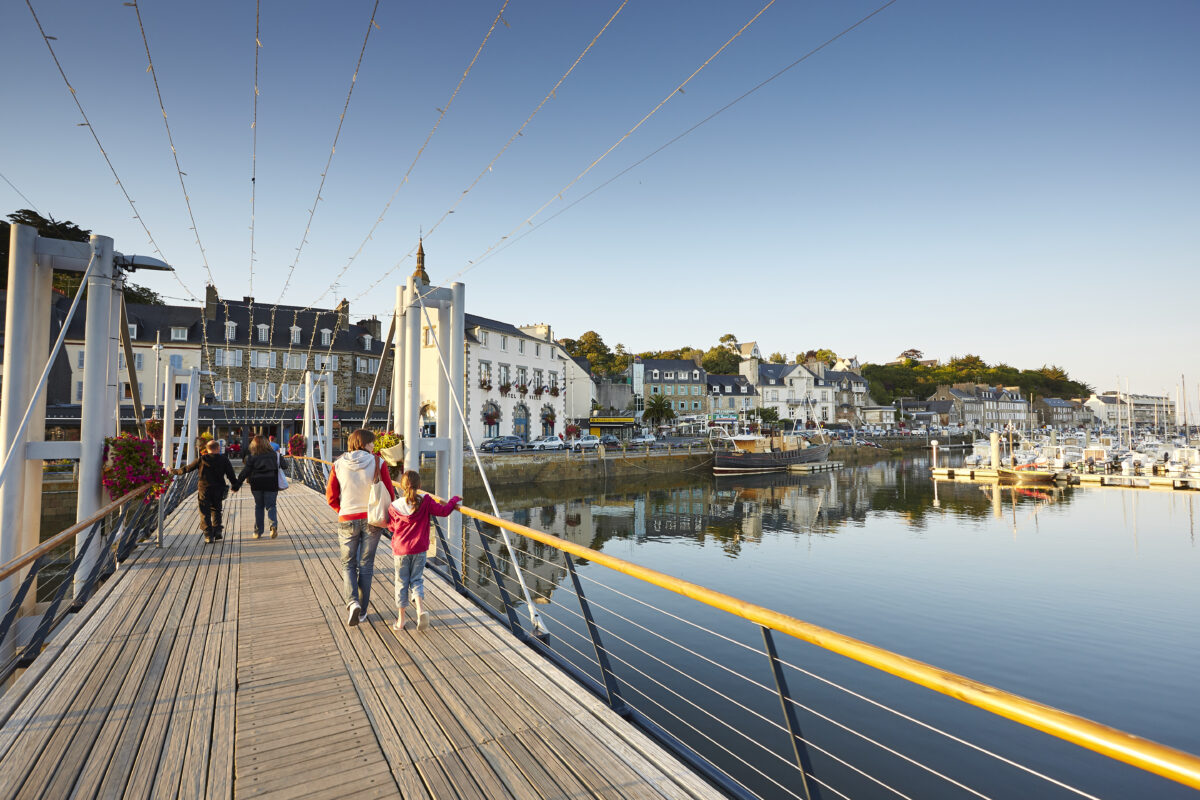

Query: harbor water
<box><xmin>462</xmin><ymin>454</ymin><xmax>1200</xmax><ymax>798</ymax></box>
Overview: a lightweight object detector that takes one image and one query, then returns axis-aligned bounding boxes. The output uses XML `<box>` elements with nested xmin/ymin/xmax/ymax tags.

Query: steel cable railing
<box><xmin>0</xmin><ymin>476</ymin><xmax>196</xmax><ymax>686</ymax></box>
<box><xmin>271</xmin><ymin>461</ymin><xmax>1200</xmax><ymax>798</ymax></box>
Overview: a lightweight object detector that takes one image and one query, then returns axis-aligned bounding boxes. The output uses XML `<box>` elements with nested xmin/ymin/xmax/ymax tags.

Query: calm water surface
<box><xmin>457</xmin><ymin>455</ymin><xmax>1199</xmax><ymax>798</ymax></box>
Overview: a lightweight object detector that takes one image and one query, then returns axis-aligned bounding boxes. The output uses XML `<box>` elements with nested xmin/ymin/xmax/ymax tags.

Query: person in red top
<box><xmin>326</xmin><ymin>429</ymin><xmax>396</xmax><ymax>626</ymax></box>
<box><xmin>386</xmin><ymin>470</ymin><xmax>460</xmax><ymax>631</ymax></box>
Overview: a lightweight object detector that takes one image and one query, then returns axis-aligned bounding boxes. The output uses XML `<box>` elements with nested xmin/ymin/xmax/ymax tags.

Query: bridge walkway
<box><xmin>0</xmin><ymin>486</ymin><xmax>722</xmax><ymax>799</ymax></box>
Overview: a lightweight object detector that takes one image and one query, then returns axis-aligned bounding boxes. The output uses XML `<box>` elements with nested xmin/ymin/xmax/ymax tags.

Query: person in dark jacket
<box><xmin>238</xmin><ymin>434</ymin><xmax>287</xmax><ymax>539</ymax></box>
<box><xmin>174</xmin><ymin>439</ymin><xmax>240</xmax><ymax>543</ymax></box>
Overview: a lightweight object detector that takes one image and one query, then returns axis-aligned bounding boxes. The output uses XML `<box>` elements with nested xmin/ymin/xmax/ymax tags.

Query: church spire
<box><xmin>412</xmin><ymin>238</ymin><xmax>430</xmax><ymax>285</ymax></box>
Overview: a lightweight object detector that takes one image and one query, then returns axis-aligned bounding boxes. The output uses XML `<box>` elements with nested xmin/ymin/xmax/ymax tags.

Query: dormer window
<box><xmin>664</xmin><ymin>371</ymin><xmax>674</xmax><ymax>380</ymax></box>
<box><xmin>320</xmin><ymin>328</ymin><xmax>332</xmax><ymax>347</ymax></box>
<box><xmin>290</xmin><ymin>325</ymin><xmax>301</xmax><ymax>344</ymax></box>
<box><xmin>224</xmin><ymin>321</ymin><xmax>237</xmax><ymax>341</ymax></box>
<box><xmin>692</xmin><ymin>370</ymin><xmax>699</xmax><ymax>380</ymax></box>
<box><xmin>480</xmin><ymin>330</ymin><xmax>489</xmax><ymax>346</ymax></box>
<box><xmin>651</xmin><ymin>370</ymin><xmax>659</xmax><ymax>380</ymax></box>
<box><xmin>363</xmin><ymin>335</ymin><xmax>372</xmax><ymax>351</ymax></box>
<box><xmin>127</xmin><ymin>324</ymin><xmax>138</xmax><ymax>339</ymax></box>
<box><xmin>170</xmin><ymin>326</ymin><xmax>187</xmax><ymax>341</ymax></box>
<box><xmin>724</xmin><ymin>385</ymin><xmax>731</xmax><ymax>393</ymax></box>
<box><xmin>741</xmin><ymin>385</ymin><xmax>748</xmax><ymax>394</ymax></box>
<box><xmin>257</xmin><ymin>324</ymin><xmax>269</xmax><ymax>342</ymax></box>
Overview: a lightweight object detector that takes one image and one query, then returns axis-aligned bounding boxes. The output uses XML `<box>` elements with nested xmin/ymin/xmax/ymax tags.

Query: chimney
<box><xmin>204</xmin><ymin>284</ymin><xmax>219</xmax><ymax>320</ymax></box>
<box><xmin>357</xmin><ymin>316</ymin><xmax>382</xmax><ymax>339</ymax></box>
<box><xmin>335</xmin><ymin>298</ymin><xmax>349</xmax><ymax>332</ymax></box>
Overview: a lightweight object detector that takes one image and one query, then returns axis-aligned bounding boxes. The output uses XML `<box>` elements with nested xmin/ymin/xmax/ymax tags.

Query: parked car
<box><xmin>630</xmin><ymin>433</ymin><xmax>656</xmax><ymax>446</ymax></box>
<box><xmin>599</xmin><ymin>434</ymin><xmax>620</xmax><ymax>448</ymax></box>
<box><xmin>479</xmin><ymin>435</ymin><xmax>525</xmax><ymax>453</ymax></box>
<box><xmin>571</xmin><ymin>435</ymin><xmax>601</xmax><ymax>452</ymax></box>
<box><xmin>529</xmin><ymin>435</ymin><xmax>566</xmax><ymax>451</ymax></box>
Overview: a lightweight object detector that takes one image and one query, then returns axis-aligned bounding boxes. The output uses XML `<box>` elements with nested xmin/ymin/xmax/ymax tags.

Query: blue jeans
<box><xmin>251</xmin><ymin>489</ymin><xmax>277</xmax><ymax>533</ymax></box>
<box><xmin>338</xmin><ymin>519</ymin><xmax>382</xmax><ymax>610</ymax></box>
<box><xmin>394</xmin><ymin>551</ymin><xmax>427</xmax><ymax>610</ymax></box>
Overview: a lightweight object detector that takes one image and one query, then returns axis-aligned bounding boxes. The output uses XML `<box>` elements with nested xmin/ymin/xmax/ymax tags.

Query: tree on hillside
<box><xmin>702</xmin><ymin>346</ymin><xmax>741</xmax><ymax>375</ymax></box>
<box><xmin>767</xmin><ymin>352</ymin><xmax>786</xmax><ymax>364</ymax></box>
<box><xmin>2</xmin><ymin>209</ymin><xmax>164</xmax><ymax>304</ymax></box>
<box><xmin>643</xmin><ymin>394</ymin><xmax>675</xmax><ymax>429</ymax></box>
<box><xmin>803</xmin><ymin>348</ymin><xmax>838</xmax><ymax>367</ymax></box>
<box><xmin>719</xmin><ymin>333</ymin><xmax>739</xmax><ymax>353</ymax></box>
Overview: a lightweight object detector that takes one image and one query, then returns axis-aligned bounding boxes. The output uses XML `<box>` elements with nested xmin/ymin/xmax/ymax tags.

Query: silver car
<box><xmin>530</xmin><ymin>435</ymin><xmax>566</xmax><ymax>451</ymax></box>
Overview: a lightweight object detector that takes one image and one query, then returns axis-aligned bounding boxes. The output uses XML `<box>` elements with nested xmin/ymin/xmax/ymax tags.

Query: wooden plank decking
<box><xmin>0</xmin><ymin>486</ymin><xmax>725</xmax><ymax>799</ymax></box>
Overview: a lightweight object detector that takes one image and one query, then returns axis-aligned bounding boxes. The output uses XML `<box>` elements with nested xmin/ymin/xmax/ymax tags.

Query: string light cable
<box><xmin>344</xmin><ymin>0</ymin><xmax>633</xmax><ymax>307</ymax></box>
<box><xmin>279</xmin><ymin>0</ymin><xmax>628</xmax><ymax>427</ymax></box>
<box><xmin>305</xmin><ymin>0</ymin><xmax>514</xmax><ymax>312</ymax></box>
<box><xmin>26</xmin><ymin>0</ymin><xmax>233</xmax><ymax>428</ymax></box>
<box><xmin>251</xmin><ymin>0</ymin><xmax>382</xmax><ymax>431</ymax></box>
<box><xmin>0</xmin><ymin>171</ymin><xmax>40</xmax><ymax>214</ymax></box>
<box><xmin>126</xmin><ymin>0</ymin><xmax>238</xmax><ymax>424</ymax></box>
<box><xmin>465</xmin><ymin>0</ymin><xmax>901</xmax><ymax>274</ymax></box>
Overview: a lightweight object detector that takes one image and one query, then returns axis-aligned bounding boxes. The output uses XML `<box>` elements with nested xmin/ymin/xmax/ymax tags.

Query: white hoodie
<box><xmin>331</xmin><ymin>449</ymin><xmax>382</xmax><ymax>519</ymax></box>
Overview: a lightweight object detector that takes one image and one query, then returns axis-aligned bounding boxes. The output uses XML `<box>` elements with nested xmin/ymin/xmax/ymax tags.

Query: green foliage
<box><xmin>802</xmin><ymin>348</ymin><xmax>838</xmax><ymax>367</ymax></box>
<box><xmin>558</xmin><ymin>330</ymin><xmax>632</xmax><ymax>377</ymax></box>
<box><xmin>701</xmin><ymin>346</ymin><xmax>740</xmax><ymax>375</ymax></box>
<box><xmin>372</xmin><ymin>430</ymin><xmax>403</xmax><ymax>453</ymax></box>
<box><xmin>861</xmin><ymin>356</ymin><xmax>1093</xmax><ymax>405</ymax></box>
<box><xmin>767</xmin><ymin>352</ymin><xmax>786</xmax><ymax>364</ymax></box>
<box><xmin>751</xmin><ymin>406</ymin><xmax>780</xmax><ymax>425</ymax></box>
<box><xmin>643</xmin><ymin>394</ymin><xmax>676</xmax><ymax>428</ymax></box>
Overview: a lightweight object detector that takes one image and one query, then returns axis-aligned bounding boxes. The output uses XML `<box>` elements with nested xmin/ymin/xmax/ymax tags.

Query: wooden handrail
<box><xmin>0</xmin><ymin>484</ymin><xmax>151</xmax><ymax>582</ymax></box>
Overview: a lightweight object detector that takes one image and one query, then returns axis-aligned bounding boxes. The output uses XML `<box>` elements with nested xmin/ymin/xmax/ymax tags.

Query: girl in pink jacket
<box><xmin>387</xmin><ymin>470</ymin><xmax>460</xmax><ymax>631</ymax></box>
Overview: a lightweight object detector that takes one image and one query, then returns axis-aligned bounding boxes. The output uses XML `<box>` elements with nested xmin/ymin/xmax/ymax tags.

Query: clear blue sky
<box><xmin>3</xmin><ymin>1</ymin><xmax>1197</xmax><ymax>404</ymax></box>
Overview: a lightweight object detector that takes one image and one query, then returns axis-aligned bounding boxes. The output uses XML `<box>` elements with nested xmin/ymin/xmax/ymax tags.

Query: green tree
<box><xmin>643</xmin><ymin>394</ymin><xmax>675</xmax><ymax>428</ymax></box>
<box><xmin>718</xmin><ymin>333</ymin><xmax>739</xmax><ymax>353</ymax></box>
<box><xmin>751</xmin><ymin>406</ymin><xmax>780</xmax><ymax>426</ymax></box>
<box><xmin>767</xmin><ymin>352</ymin><xmax>786</xmax><ymax>364</ymax></box>
<box><xmin>803</xmin><ymin>348</ymin><xmax>838</xmax><ymax>367</ymax></box>
<box><xmin>2</xmin><ymin>209</ymin><xmax>164</xmax><ymax>304</ymax></box>
<box><xmin>702</xmin><ymin>346</ymin><xmax>741</xmax><ymax>375</ymax></box>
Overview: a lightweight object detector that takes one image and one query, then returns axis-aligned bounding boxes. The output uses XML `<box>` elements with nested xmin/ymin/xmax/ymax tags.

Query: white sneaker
<box><xmin>347</xmin><ymin>602</ymin><xmax>361</xmax><ymax>627</ymax></box>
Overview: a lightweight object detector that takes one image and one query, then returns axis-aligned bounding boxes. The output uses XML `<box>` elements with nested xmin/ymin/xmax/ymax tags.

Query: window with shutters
<box><xmin>376</xmin><ymin>388</ymin><xmax>387</xmax><ymax>405</ymax></box>
<box><xmin>356</xmin><ymin>386</ymin><xmax>368</xmax><ymax>405</ymax></box>
<box><xmin>169</xmin><ymin>355</ymin><xmax>183</xmax><ymax>369</ymax></box>
<box><xmin>287</xmin><ymin>353</ymin><xmax>307</xmax><ymax>370</ymax></box>
<box><xmin>77</xmin><ymin>350</ymin><xmax>84</xmax><ymax>369</ymax></box>
<box><xmin>75</xmin><ymin>381</ymin><xmax>83</xmax><ymax>402</ymax></box>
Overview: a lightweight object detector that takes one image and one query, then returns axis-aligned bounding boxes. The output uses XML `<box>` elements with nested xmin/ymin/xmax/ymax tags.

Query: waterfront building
<box><xmin>805</xmin><ymin>360</ymin><xmax>870</xmax><ymax>425</ymax></box>
<box><xmin>930</xmin><ymin>383</ymin><xmax>1033</xmax><ymax>431</ymax></box>
<box><xmin>1086</xmin><ymin>391</ymin><xmax>1176</xmax><ymax>430</ymax></box>
<box><xmin>705</xmin><ymin>374</ymin><xmax>757</xmax><ymax>428</ymax></box>
<box><xmin>559</xmin><ymin>353</ymin><xmax>596</xmax><ymax>430</ymax></box>
<box><xmin>1034</xmin><ymin>397</ymin><xmax>1079</xmax><ymax>429</ymax></box>
<box><xmin>642</xmin><ymin>359</ymin><xmax>707</xmax><ymax>418</ymax></box>
<box><xmin>418</xmin><ymin>311</ymin><xmax>567</xmax><ymax>444</ymax></box>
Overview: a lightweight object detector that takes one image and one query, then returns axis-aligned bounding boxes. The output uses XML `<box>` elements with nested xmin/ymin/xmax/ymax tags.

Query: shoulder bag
<box><xmin>367</xmin><ymin>455</ymin><xmax>390</xmax><ymax>527</ymax></box>
<box><xmin>276</xmin><ymin>452</ymin><xmax>289</xmax><ymax>491</ymax></box>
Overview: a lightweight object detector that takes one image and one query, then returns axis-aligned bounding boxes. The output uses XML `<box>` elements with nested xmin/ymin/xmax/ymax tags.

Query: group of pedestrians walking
<box><xmin>176</xmin><ymin>427</ymin><xmax>459</xmax><ymax>631</ymax></box>
<box><xmin>175</xmin><ymin>434</ymin><xmax>286</xmax><ymax>543</ymax></box>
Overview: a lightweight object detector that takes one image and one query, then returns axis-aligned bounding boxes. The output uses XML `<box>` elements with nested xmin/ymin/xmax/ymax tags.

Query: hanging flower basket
<box><xmin>549</xmin><ymin>387</ymin><xmax>560</xmax><ymax>397</ymax></box>
<box><xmin>516</xmin><ymin>383</ymin><xmax>528</xmax><ymax>396</ymax></box>
<box><xmin>479</xmin><ymin>378</ymin><xmax>493</xmax><ymax>391</ymax></box>
<box><xmin>288</xmin><ymin>434</ymin><xmax>306</xmax><ymax>456</ymax></box>
<box><xmin>102</xmin><ymin>433</ymin><xmax>170</xmax><ymax>502</ymax></box>
<box><xmin>483</xmin><ymin>411</ymin><xmax>500</xmax><ymax>426</ymax></box>
<box><xmin>532</xmin><ymin>387</ymin><xmax>545</xmax><ymax>398</ymax></box>
<box><xmin>565</xmin><ymin>423</ymin><xmax>580</xmax><ymax>437</ymax></box>
<box><xmin>498</xmin><ymin>383</ymin><xmax>512</xmax><ymax>396</ymax></box>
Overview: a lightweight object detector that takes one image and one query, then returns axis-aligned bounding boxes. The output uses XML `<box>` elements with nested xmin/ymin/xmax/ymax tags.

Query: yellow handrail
<box><xmin>290</xmin><ymin>461</ymin><xmax>1200</xmax><ymax>789</ymax></box>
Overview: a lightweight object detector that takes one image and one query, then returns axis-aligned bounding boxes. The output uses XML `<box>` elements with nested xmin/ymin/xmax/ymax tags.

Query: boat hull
<box><xmin>713</xmin><ymin>443</ymin><xmax>831</xmax><ymax>475</ymax></box>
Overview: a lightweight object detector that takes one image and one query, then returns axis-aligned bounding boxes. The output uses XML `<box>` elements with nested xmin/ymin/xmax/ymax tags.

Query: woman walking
<box><xmin>238</xmin><ymin>434</ymin><xmax>287</xmax><ymax>539</ymax></box>
<box><xmin>326</xmin><ymin>429</ymin><xmax>396</xmax><ymax>626</ymax></box>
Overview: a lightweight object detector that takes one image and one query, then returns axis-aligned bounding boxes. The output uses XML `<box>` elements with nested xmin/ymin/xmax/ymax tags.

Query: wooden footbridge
<box><xmin>0</xmin><ymin>487</ymin><xmax>721</xmax><ymax>799</ymax></box>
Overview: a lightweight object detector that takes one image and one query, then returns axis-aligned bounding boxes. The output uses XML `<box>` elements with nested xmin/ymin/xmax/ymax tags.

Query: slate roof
<box><xmin>757</xmin><ymin>363</ymin><xmax>791</xmax><ymax>385</ymax></box>
<box><xmin>706</xmin><ymin>374</ymin><xmax>757</xmax><ymax>395</ymax></box>
<box><xmin>1041</xmin><ymin>397</ymin><xmax>1074</xmax><ymax>408</ymax></box>
<box><xmin>642</xmin><ymin>359</ymin><xmax>704</xmax><ymax>377</ymax></box>
<box><xmin>822</xmin><ymin>369</ymin><xmax>868</xmax><ymax>386</ymax></box>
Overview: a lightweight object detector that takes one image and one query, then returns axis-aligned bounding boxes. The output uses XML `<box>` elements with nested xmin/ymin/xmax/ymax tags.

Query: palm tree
<box><xmin>643</xmin><ymin>394</ymin><xmax>676</xmax><ymax>429</ymax></box>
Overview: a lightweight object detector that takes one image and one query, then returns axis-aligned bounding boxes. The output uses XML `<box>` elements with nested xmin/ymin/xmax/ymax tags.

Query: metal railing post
<box><xmin>762</xmin><ymin>626</ymin><xmax>820</xmax><ymax>800</ymax></box>
<box><xmin>431</xmin><ymin>519</ymin><xmax>463</xmax><ymax>593</ymax></box>
<box><xmin>564</xmin><ymin>552</ymin><xmax>626</xmax><ymax>714</ymax></box>
<box><xmin>473</xmin><ymin>520</ymin><xmax>523</xmax><ymax>637</ymax></box>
